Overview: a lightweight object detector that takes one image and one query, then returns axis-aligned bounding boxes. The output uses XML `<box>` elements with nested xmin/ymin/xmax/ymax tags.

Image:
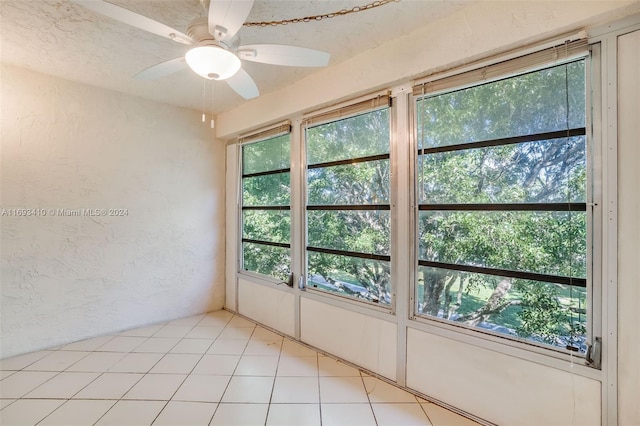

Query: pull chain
<box><xmin>210</xmin><ymin>80</ymin><xmax>215</xmax><ymax>129</ymax></box>
<box><xmin>201</xmin><ymin>78</ymin><xmax>206</xmax><ymax>123</ymax></box>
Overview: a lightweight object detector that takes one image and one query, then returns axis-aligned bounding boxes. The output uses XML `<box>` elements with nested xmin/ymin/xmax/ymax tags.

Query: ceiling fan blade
<box><xmin>226</xmin><ymin>68</ymin><xmax>259</xmax><ymax>99</ymax></box>
<box><xmin>208</xmin><ymin>0</ymin><xmax>254</xmax><ymax>41</ymax></box>
<box><xmin>237</xmin><ymin>44</ymin><xmax>330</xmax><ymax>67</ymax></box>
<box><xmin>134</xmin><ymin>57</ymin><xmax>188</xmax><ymax>80</ymax></box>
<box><xmin>71</xmin><ymin>0</ymin><xmax>193</xmax><ymax>45</ymax></box>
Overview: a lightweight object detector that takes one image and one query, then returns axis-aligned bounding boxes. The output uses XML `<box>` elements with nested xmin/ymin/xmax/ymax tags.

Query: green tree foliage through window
<box><xmin>416</xmin><ymin>60</ymin><xmax>589</xmax><ymax>352</ymax></box>
<box><xmin>241</xmin><ymin>134</ymin><xmax>291</xmax><ymax>281</ymax></box>
<box><xmin>306</xmin><ymin>108</ymin><xmax>392</xmax><ymax>305</ymax></box>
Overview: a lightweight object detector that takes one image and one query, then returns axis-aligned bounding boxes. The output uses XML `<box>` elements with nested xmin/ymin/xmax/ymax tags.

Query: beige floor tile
<box><xmin>153</xmin><ymin>325</ymin><xmax>193</xmax><ymax>338</ymax></box>
<box><xmin>123</xmin><ymin>374</ymin><xmax>186</xmax><ymax>400</ymax></box>
<box><xmin>73</xmin><ymin>373</ymin><xmax>143</xmax><ymax>399</ymax></box>
<box><xmin>108</xmin><ymin>353</ymin><xmax>163</xmax><ymax>373</ymax></box>
<box><xmin>149</xmin><ymin>354</ymin><xmax>201</xmax><ymax>374</ymax></box>
<box><xmin>132</xmin><ymin>337</ymin><xmax>180</xmax><ymax>353</ymax></box>
<box><xmin>169</xmin><ymin>339</ymin><xmax>214</xmax><ymax>354</ymax></box>
<box><xmin>281</xmin><ymin>340</ymin><xmax>318</xmax><ymax>357</ymax></box>
<box><xmin>38</xmin><ymin>400</ymin><xmax>116</xmax><ymax>426</ymax></box>
<box><xmin>244</xmin><ymin>340</ymin><xmax>282</xmax><ymax>356</ymax></box>
<box><xmin>0</xmin><ymin>351</ymin><xmax>53</xmax><ymax>371</ymax></box>
<box><xmin>217</xmin><ymin>327</ymin><xmax>255</xmax><ymax>340</ymax></box>
<box><xmin>153</xmin><ymin>401</ymin><xmax>217</xmax><ymax>426</ymax></box>
<box><xmin>0</xmin><ymin>371</ymin><xmax>58</xmax><ymax>398</ymax></box>
<box><xmin>0</xmin><ymin>399</ymin><xmax>65</xmax><ymax>426</ymax></box>
<box><xmin>1</xmin><ymin>370</ymin><xmax>16</xmax><ymax>380</ymax></box>
<box><xmin>197</xmin><ymin>314</ymin><xmax>232</xmax><ymax>327</ymax></box>
<box><xmin>318</xmin><ymin>357</ymin><xmax>361</xmax><ymax>376</ymax></box>
<box><xmin>266</xmin><ymin>403</ymin><xmax>321</xmax><ymax>426</ymax></box>
<box><xmin>95</xmin><ymin>400</ymin><xmax>166</xmax><ymax>425</ymax></box>
<box><xmin>192</xmin><ymin>355</ymin><xmax>240</xmax><ymax>375</ymax></box>
<box><xmin>363</xmin><ymin>376</ymin><xmax>419</xmax><ymax>403</ymax></box>
<box><xmin>277</xmin><ymin>356</ymin><xmax>318</xmax><ymax>377</ymax></box>
<box><xmin>24</xmin><ymin>351</ymin><xmax>89</xmax><ymax>371</ymax></box>
<box><xmin>421</xmin><ymin>403</ymin><xmax>481</xmax><ymax>426</ymax></box>
<box><xmin>272</xmin><ymin>376</ymin><xmax>320</xmax><ymax>403</ymax></box>
<box><xmin>206</xmin><ymin>339</ymin><xmax>248</xmax><ymax>355</ymax></box>
<box><xmin>119</xmin><ymin>324</ymin><xmax>164</xmax><ymax>337</ymax></box>
<box><xmin>96</xmin><ymin>337</ymin><xmax>148</xmax><ymax>353</ymax></box>
<box><xmin>185</xmin><ymin>326</ymin><xmax>224</xmax><ymax>339</ymax></box>
<box><xmin>235</xmin><ymin>355</ymin><xmax>279</xmax><ymax>376</ymax></box>
<box><xmin>251</xmin><ymin>327</ymin><xmax>283</xmax><ymax>341</ymax></box>
<box><xmin>167</xmin><ymin>314</ymin><xmax>206</xmax><ymax>327</ymax></box>
<box><xmin>321</xmin><ymin>403</ymin><xmax>377</xmax><ymax>426</ymax></box>
<box><xmin>221</xmin><ymin>376</ymin><xmax>274</xmax><ymax>403</ymax></box>
<box><xmin>210</xmin><ymin>403</ymin><xmax>268</xmax><ymax>426</ymax></box>
<box><xmin>60</xmin><ymin>335</ymin><xmax>115</xmax><ymax>351</ymax></box>
<box><xmin>0</xmin><ymin>399</ymin><xmax>16</xmax><ymax>409</ymax></box>
<box><xmin>66</xmin><ymin>352</ymin><xmax>126</xmax><ymax>372</ymax></box>
<box><xmin>24</xmin><ymin>372</ymin><xmax>99</xmax><ymax>398</ymax></box>
<box><xmin>228</xmin><ymin>316</ymin><xmax>256</xmax><ymax>328</ymax></box>
<box><xmin>172</xmin><ymin>374</ymin><xmax>231</xmax><ymax>403</ymax></box>
<box><xmin>371</xmin><ymin>403</ymin><xmax>433</xmax><ymax>426</ymax></box>
<box><xmin>319</xmin><ymin>377</ymin><xmax>370</xmax><ymax>403</ymax></box>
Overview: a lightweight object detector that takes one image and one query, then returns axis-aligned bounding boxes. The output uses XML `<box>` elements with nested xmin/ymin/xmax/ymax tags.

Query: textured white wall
<box><xmin>0</xmin><ymin>64</ymin><xmax>225</xmax><ymax>358</ymax></box>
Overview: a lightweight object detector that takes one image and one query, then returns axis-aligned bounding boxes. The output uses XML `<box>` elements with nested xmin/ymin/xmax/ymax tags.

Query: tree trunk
<box><xmin>423</xmin><ymin>269</ymin><xmax>447</xmax><ymax>316</ymax></box>
<box><xmin>460</xmin><ymin>278</ymin><xmax>513</xmax><ymax>326</ymax></box>
<box><xmin>441</xmin><ymin>276</ymin><xmax>456</xmax><ymax>319</ymax></box>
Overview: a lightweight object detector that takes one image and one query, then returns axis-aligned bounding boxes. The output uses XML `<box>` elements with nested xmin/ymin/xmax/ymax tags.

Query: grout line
<box><xmin>206</xmin><ymin>312</ymin><xmax>251</xmax><ymax>424</ymax></box>
<box><xmin>360</xmin><ymin>370</ymin><xmax>379</xmax><ymax>425</ymax></box>
<box><xmin>148</xmin><ymin>315</ymin><xmax>219</xmax><ymax>426</ymax></box>
<box><xmin>263</xmin><ymin>322</ymin><xmax>283</xmax><ymax>426</ymax></box>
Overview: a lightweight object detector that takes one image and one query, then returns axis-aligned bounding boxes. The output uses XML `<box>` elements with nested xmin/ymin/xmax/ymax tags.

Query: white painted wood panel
<box><xmin>238</xmin><ymin>278</ymin><xmax>295</xmax><ymax>337</ymax></box>
<box><xmin>300</xmin><ymin>298</ymin><xmax>396</xmax><ymax>380</ymax></box>
<box><xmin>616</xmin><ymin>28</ymin><xmax>640</xmax><ymax>426</ymax></box>
<box><xmin>406</xmin><ymin>328</ymin><xmax>600</xmax><ymax>425</ymax></box>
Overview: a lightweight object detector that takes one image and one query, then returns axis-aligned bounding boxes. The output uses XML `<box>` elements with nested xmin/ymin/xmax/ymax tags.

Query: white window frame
<box><xmin>238</xmin><ymin>122</ymin><xmax>293</xmax><ymax>285</ymax></box>
<box><xmin>407</xmin><ymin>41</ymin><xmax>603</xmax><ymax>365</ymax></box>
<box><xmin>300</xmin><ymin>93</ymin><xmax>396</xmax><ymax>313</ymax></box>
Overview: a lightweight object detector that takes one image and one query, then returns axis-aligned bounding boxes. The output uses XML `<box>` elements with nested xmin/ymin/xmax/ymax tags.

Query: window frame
<box><xmin>301</xmin><ymin>94</ymin><xmax>395</xmax><ymax>312</ymax></box>
<box><xmin>238</xmin><ymin>125</ymin><xmax>292</xmax><ymax>284</ymax></box>
<box><xmin>408</xmin><ymin>47</ymin><xmax>602</xmax><ymax>362</ymax></box>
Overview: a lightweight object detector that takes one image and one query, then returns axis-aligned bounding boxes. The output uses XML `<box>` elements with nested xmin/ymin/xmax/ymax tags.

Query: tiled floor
<box><xmin>0</xmin><ymin>310</ymin><xmax>480</xmax><ymax>426</ymax></box>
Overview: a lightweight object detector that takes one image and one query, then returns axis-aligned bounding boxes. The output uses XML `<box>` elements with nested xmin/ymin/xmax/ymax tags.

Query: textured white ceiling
<box><xmin>0</xmin><ymin>0</ymin><xmax>467</xmax><ymax>114</ymax></box>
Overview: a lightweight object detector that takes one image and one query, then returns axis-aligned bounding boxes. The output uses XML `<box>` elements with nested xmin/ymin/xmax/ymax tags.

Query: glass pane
<box><xmin>243</xmin><ymin>134</ymin><xmax>290</xmax><ymax>175</ymax></box>
<box><xmin>307</xmin><ymin>210</ymin><xmax>390</xmax><ymax>255</ymax></box>
<box><xmin>418</xmin><ymin>137</ymin><xmax>586</xmax><ymax>204</ymax></box>
<box><xmin>307</xmin><ymin>252</ymin><xmax>391</xmax><ymax>305</ymax></box>
<box><xmin>242</xmin><ymin>242</ymin><xmax>290</xmax><ymax>282</ymax></box>
<box><xmin>308</xmin><ymin>160</ymin><xmax>390</xmax><ymax>205</ymax></box>
<box><xmin>417</xmin><ymin>60</ymin><xmax>586</xmax><ymax>149</ymax></box>
<box><xmin>418</xmin><ymin>211</ymin><xmax>586</xmax><ymax>278</ymax></box>
<box><xmin>243</xmin><ymin>172</ymin><xmax>290</xmax><ymax>206</ymax></box>
<box><xmin>417</xmin><ymin>266</ymin><xmax>587</xmax><ymax>353</ymax></box>
<box><xmin>243</xmin><ymin>210</ymin><xmax>290</xmax><ymax>244</ymax></box>
<box><xmin>307</xmin><ymin>108</ymin><xmax>390</xmax><ymax>165</ymax></box>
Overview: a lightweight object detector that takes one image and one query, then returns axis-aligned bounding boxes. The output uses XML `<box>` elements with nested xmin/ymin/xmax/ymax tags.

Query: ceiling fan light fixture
<box><xmin>185</xmin><ymin>45</ymin><xmax>241</xmax><ymax>80</ymax></box>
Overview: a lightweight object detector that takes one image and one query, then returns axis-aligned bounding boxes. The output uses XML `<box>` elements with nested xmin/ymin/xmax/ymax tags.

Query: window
<box><xmin>241</xmin><ymin>129</ymin><xmax>291</xmax><ymax>281</ymax></box>
<box><xmin>304</xmin><ymin>100</ymin><xmax>392</xmax><ymax>306</ymax></box>
<box><xmin>414</xmin><ymin>58</ymin><xmax>591</xmax><ymax>353</ymax></box>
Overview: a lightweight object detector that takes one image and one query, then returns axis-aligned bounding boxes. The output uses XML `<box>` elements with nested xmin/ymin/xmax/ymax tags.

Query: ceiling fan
<box><xmin>71</xmin><ymin>0</ymin><xmax>331</xmax><ymax>99</ymax></box>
